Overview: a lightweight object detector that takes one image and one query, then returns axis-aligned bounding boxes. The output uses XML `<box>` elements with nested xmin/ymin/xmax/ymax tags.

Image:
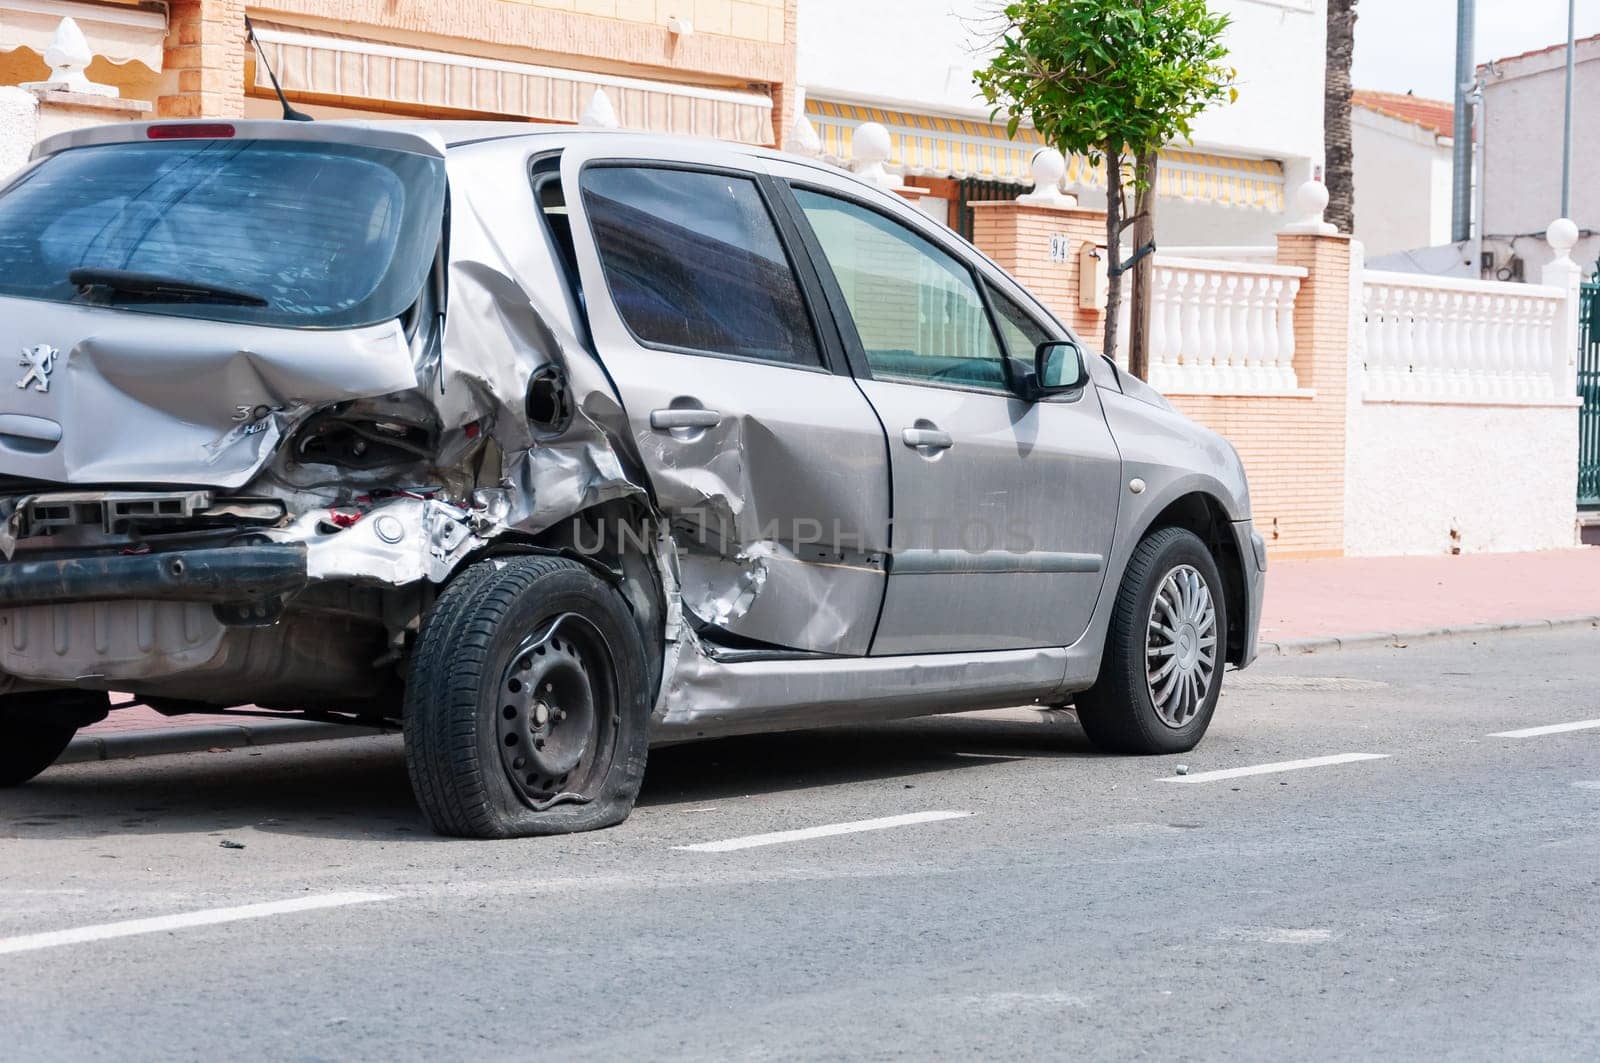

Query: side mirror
<box><xmin>1028</xmin><ymin>339</ymin><xmax>1088</xmax><ymax>397</ymax></box>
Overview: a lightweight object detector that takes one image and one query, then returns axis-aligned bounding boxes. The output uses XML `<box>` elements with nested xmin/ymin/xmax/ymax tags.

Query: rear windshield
<box><xmin>0</xmin><ymin>138</ymin><xmax>446</xmax><ymax>329</ymax></box>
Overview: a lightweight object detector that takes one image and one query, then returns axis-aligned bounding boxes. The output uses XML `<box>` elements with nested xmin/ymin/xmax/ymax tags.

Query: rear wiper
<box><xmin>69</xmin><ymin>267</ymin><xmax>269</xmax><ymax>307</ymax></box>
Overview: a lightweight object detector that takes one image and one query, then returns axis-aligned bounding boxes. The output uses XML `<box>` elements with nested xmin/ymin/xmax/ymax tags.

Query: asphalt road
<box><xmin>2</xmin><ymin>626</ymin><xmax>1599</xmax><ymax>1061</ymax></box>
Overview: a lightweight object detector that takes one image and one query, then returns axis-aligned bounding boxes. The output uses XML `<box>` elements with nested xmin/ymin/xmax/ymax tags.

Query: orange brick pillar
<box><xmin>968</xmin><ymin>199</ymin><xmax>1110</xmax><ymax>343</ymax></box>
<box><xmin>1272</xmin><ymin>227</ymin><xmax>1353</xmax><ymax>555</ymax></box>
<box><xmin>159</xmin><ymin>0</ymin><xmax>247</xmax><ymax>119</ymax></box>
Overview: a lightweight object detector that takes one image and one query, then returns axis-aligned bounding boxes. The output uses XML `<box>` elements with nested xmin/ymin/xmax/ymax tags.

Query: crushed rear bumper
<box><xmin>0</xmin><ymin>545</ymin><xmax>308</xmax><ymax>608</ymax></box>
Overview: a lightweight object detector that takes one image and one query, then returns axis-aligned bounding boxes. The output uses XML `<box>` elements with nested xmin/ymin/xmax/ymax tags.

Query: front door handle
<box><xmin>650</xmin><ymin>408</ymin><xmax>722</xmax><ymax>431</ymax></box>
<box><xmin>901</xmin><ymin>427</ymin><xmax>954</xmax><ymax>451</ymax></box>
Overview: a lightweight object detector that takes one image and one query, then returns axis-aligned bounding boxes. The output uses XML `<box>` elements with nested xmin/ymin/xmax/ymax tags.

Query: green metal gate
<box><xmin>955</xmin><ymin>178</ymin><xmax>1025</xmax><ymax>241</ymax></box>
<box><xmin>1581</xmin><ymin>280</ymin><xmax>1600</xmax><ymax>509</ymax></box>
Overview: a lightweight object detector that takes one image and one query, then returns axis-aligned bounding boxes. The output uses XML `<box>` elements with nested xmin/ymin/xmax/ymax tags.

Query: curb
<box><xmin>1258</xmin><ymin>614</ymin><xmax>1600</xmax><ymax>656</ymax></box>
<box><xmin>61</xmin><ymin>719</ymin><xmax>391</xmax><ymax>765</ymax></box>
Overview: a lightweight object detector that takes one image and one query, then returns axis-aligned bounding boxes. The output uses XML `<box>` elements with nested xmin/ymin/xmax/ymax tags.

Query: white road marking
<box><xmin>0</xmin><ymin>892</ymin><xmax>391</xmax><ymax>957</ymax></box>
<box><xmin>1217</xmin><ymin>926</ymin><xmax>1334</xmax><ymax>944</ymax></box>
<box><xmin>1571</xmin><ymin>781</ymin><xmax>1600</xmax><ymax>791</ymax></box>
<box><xmin>1158</xmin><ymin>753</ymin><xmax>1390</xmax><ymax>784</ymax></box>
<box><xmin>1489</xmin><ymin>719</ymin><xmax>1600</xmax><ymax>739</ymax></box>
<box><xmin>675</xmin><ymin>810</ymin><xmax>973</xmax><ymax>853</ymax></box>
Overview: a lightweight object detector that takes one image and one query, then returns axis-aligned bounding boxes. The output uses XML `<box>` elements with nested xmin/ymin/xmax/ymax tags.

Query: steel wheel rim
<box><xmin>1145</xmin><ymin>564</ymin><xmax>1218</xmax><ymax>729</ymax></box>
<box><xmin>495</xmin><ymin>612</ymin><xmax>618</xmax><ymax>808</ymax></box>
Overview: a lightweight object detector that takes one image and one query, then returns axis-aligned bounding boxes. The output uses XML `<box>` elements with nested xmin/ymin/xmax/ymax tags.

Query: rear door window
<box><xmin>579</xmin><ymin>166</ymin><xmax>822</xmax><ymax>367</ymax></box>
<box><xmin>0</xmin><ymin>138</ymin><xmax>446</xmax><ymax>329</ymax></box>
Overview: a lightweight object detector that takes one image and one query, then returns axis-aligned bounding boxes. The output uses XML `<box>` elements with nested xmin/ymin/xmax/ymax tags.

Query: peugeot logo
<box><xmin>16</xmin><ymin>345</ymin><xmax>57</xmax><ymax>394</ymax></box>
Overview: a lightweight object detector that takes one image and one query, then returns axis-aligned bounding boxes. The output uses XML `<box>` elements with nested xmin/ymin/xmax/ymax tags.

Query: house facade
<box><xmin>1</xmin><ymin>0</ymin><xmax>798</xmax><ymax>160</ymax></box>
<box><xmin>1479</xmin><ymin>33</ymin><xmax>1600</xmax><ymax>282</ymax></box>
<box><xmin>794</xmin><ymin>0</ymin><xmax>1326</xmax><ymax>246</ymax></box>
<box><xmin>1350</xmin><ymin>90</ymin><xmax>1454</xmax><ymax>260</ymax></box>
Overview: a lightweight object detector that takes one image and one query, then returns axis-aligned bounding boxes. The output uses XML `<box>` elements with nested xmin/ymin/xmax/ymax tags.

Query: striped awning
<box><xmin>806</xmin><ymin>99</ymin><xmax>1285</xmax><ymax>212</ymax></box>
<box><xmin>250</xmin><ymin>23</ymin><xmax>775</xmax><ymax>145</ymax></box>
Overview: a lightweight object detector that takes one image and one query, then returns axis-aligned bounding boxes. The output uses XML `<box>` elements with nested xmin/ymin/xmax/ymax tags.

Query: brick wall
<box><xmin>160</xmin><ymin>0</ymin><xmax>247</xmax><ymax>118</ymax></box>
<box><xmin>971</xmin><ymin>199</ymin><xmax>1353</xmax><ymax>559</ymax></box>
<box><xmin>969</xmin><ymin>201</ymin><xmax>1109</xmax><ymax>341</ymax></box>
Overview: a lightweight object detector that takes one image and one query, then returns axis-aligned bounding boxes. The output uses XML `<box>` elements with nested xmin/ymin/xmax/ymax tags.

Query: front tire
<box><xmin>1077</xmin><ymin>527</ymin><xmax>1227</xmax><ymax>755</ymax></box>
<box><xmin>404</xmin><ymin>556</ymin><xmax>652</xmax><ymax>838</ymax></box>
<box><xmin>0</xmin><ymin>691</ymin><xmax>111</xmax><ymax>787</ymax></box>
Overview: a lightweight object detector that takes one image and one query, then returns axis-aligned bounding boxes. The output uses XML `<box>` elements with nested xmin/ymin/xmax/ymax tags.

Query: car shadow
<box><xmin>0</xmin><ymin>712</ymin><xmax>1097</xmax><ymax>844</ymax></box>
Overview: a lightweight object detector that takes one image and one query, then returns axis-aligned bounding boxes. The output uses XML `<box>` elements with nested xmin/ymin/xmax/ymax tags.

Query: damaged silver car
<box><xmin>0</xmin><ymin>120</ymin><xmax>1265</xmax><ymax>837</ymax></box>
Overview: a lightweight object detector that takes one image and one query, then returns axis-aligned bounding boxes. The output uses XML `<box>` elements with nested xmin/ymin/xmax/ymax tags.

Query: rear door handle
<box><xmin>650</xmin><ymin>408</ymin><xmax>722</xmax><ymax>431</ymax></box>
<box><xmin>901</xmin><ymin>427</ymin><xmax>954</xmax><ymax>451</ymax></box>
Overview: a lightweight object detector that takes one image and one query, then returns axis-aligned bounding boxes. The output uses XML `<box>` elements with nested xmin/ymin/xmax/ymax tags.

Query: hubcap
<box><xmin>1145</xmin><ymin>564</ymin><xmax>1218</xmax><ymax>729</ymax></box>
<box><xmin>494</xmin><ymin>613</ymin><xmax>615</xmax><ymax>805</ymax></box>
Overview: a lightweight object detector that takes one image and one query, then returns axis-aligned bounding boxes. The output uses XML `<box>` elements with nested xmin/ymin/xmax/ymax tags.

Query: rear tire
<box><xmin>404</xmin><ymin>556</ymin><xmax>652</xmax><ymax>838</ymax></box>
<box><xmin>0</xmin><ymin>691</ymin><xmax>111</xmax><ymax>787</ymax></box>
<box><xmin>1077</xmin><ymin>527</ymin><xmax>1227</xmax><ymax>755</ymax></box>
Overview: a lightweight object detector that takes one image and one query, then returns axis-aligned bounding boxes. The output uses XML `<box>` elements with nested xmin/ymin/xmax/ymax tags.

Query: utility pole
<box><xmin>1451</xmin><ymin>0</ymin><xmax>1475</xmax><ymax>243</ymax></box>
<box><xmin>1561</xmin><ymin>0</ymin><xmax>1576</xmax><ymax>217</ymax></box>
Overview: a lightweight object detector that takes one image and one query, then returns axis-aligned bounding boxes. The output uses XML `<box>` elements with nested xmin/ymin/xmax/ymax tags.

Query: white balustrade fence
<box><xmin>1118</xmin><ymin>256</ymin><xmax>1307</xmax><ymax>394</ymax></box>
<box><xmin>1359</xmin><ymin>272</ymin><xmax>1570</xmax><ymax>401</ymax></box>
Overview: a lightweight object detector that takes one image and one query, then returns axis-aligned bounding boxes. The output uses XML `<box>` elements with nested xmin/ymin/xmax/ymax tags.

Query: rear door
<box><xmin>557</xmin><ymin>144</ymin><xmax>889</xmax><ymax>655</ymax></box>
<box><xmin>773</xmin><ymin>170</ymin><xmax>1123</xmax><ymax>655</ymax></box>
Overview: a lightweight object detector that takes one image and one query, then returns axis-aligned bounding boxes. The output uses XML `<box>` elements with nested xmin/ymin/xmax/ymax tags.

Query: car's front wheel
<box><xmin>1076</xmin><ymin>527</ymin><xmax>1227</xmax><ymax>755</ymax></box>
<box><xmin>403</xmin><ymin>556</ymin><xmax>652</xmax><ymax>838</ymax></box>
<box><xmin>0</xmin><ymin>691</ymin><xmax>111</xmax><ymax>787</ymax></box>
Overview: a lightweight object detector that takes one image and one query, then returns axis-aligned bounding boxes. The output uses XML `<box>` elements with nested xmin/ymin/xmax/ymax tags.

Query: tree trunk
<box><xmin>1127</xmin><ymin>150</ymin><xmax>1159</xmax><ymax>381</ymax></box>
<box><xmin>1325</xmin><ymin>0</ymin><xmax>1358</xmax><ymax>232</ymax></box>
<box><xmin>1103</xmin><ymin>148</ymin><xmax>1124</xmax><ymax>362</ymax></box>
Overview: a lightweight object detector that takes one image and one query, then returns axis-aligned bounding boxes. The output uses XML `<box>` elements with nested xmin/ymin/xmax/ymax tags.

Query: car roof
<box><xmin>30</xmin><ymin>116</ymin><xmax>822</xmax><ymax>172</ymax></box>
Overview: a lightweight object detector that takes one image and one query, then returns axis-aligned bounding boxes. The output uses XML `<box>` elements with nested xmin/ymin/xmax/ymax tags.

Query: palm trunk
<box><xmin>1325</xmin><ymin>0</ymin><xmax>1358</xmax><ymax>232</ymax></box>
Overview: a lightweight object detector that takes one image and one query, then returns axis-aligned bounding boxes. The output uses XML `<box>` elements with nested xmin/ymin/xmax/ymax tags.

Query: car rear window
<box><xmin>579</xmin><ymin>165</ymin><xmax>822</xmax><ymax>367</ymax></box>
<box><xmin>0</xmin><ymin>138</ymin><xmax>446</xmax><ymax>330</ymax></box>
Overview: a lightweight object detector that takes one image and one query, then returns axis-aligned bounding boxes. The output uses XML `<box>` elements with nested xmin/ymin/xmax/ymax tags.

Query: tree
<box><xmin>1324</xmin><ymin>0</ymin><xmax>1358</xmax><ymax>233</ymax></box>
<box><xmin>976</xmin><ymin>0</ymin><xmax>1235</xmax><ymax>379</ymax></box>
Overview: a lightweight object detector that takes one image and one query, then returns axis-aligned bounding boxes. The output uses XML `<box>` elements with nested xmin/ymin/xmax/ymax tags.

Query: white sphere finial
<box><xmin>853</xmin><ymin>122</ymin><xmax>891</xmax><ymax>165</ymax></box>
<box><xmin>1016</xmin><ymin>147</ymin><xmax>1077</xmax><ymax>208</ymax></box>
<box><xmin>1548</xmin><ymin>217</ymin><xmax>1579</xmax><ymax>259</ymax></box>
<box><xmin>1031</xmin><ymin>148</ymin><xmax>1065</xmax><ymax>189</ymax></box>
<box><xmin>1282</xmin><ymin>179</ymin><xmax>1336</xmax><ymax>235</ymax></box>
<box><xmin>579</xmin><ymin>88</ymin><xmax>619</xmax><ymax>129</ymax></box>
<box><xmin>850</xmin><ymin>122</ymin><xmax>898</xmax><ymax>190</ymax></box>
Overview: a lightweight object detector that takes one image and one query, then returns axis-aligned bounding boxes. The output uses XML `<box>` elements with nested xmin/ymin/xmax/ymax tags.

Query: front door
<box><xmin>782</xmin><ymin>180</ymin><xmax>1123</xmax><ymax>655</ymax></box>
<box><xmin>558</xmin><ymin>148</ymin><xmax>890</xmax><ymax>655</ymax></box>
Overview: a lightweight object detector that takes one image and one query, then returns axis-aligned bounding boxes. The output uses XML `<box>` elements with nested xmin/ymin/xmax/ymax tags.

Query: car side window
<box><xmin>580</xmin><ymin>166</ymin><xmax>822</xmax><ymax>367</ymax></box>
<box><xmin>986</xmin><ymin>282</ymin><xmax>1051</xmax><ymax>363</ymax></box>
<box><xmin>792</xmin><ymin>188</ymin><xmax>1008</xmax><ymax>391</ymax></box>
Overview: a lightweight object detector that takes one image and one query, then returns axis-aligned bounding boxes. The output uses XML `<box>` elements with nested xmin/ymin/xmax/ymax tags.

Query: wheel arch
<box><xmin>1136</xmin><ymin>490</ymin><xmax>1248</xmax><ymax>667</ymax></box>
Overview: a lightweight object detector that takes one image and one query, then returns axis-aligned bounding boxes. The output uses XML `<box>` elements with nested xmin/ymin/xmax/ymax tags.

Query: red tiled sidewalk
<box><xmin>81</xmin><ymin>547</ymin><xmax>1600</xmax><ymax>738</ymax></box>
<box><xmin>1260</xmin><ymin>547</ymin><xmax>1600</xmax><ymax>643</ymax></box>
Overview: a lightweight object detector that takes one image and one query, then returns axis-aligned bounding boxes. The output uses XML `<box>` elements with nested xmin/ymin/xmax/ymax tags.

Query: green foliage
<box><xmin>975</xmin><ymin>0</ymin><xmax>1236</xmax><ymax>177</ymax></box>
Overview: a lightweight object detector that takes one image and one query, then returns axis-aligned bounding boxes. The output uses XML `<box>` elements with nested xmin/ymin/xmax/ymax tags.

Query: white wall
<box><xmin>1351</xmin><ymin>108</ymin><xmax>1453</xmax><ymax>257</ymax></box>
<box><xmin>0</xmin><ymin>86</ymin><xmax>38</xmax><ymax>179</ymax></box>
<box><xmin>1345</xmin><ymin>401</ymin><xmax>1579</xmax><ymax>555</ymax></box>
<box><xmin>1480</xmin><ymin>37</ymin><xmax>1600</xmax><ymax>280</ymax></box>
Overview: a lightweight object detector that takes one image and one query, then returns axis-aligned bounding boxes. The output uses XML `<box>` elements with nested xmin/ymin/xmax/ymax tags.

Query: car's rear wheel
<box><xmin>404</xmin><ymin>556</ymin><xmax>652</xmax><ymax>838</ymax></box>
<box><xmin>0</xmin><ymin>691</ymin><xmax>111</xmax><ymax>787</ymax></box>
<box><xmin>1076</xmin><ymin>527</ymin><xmax>1227</xmax><ymax>755</ymax></box>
